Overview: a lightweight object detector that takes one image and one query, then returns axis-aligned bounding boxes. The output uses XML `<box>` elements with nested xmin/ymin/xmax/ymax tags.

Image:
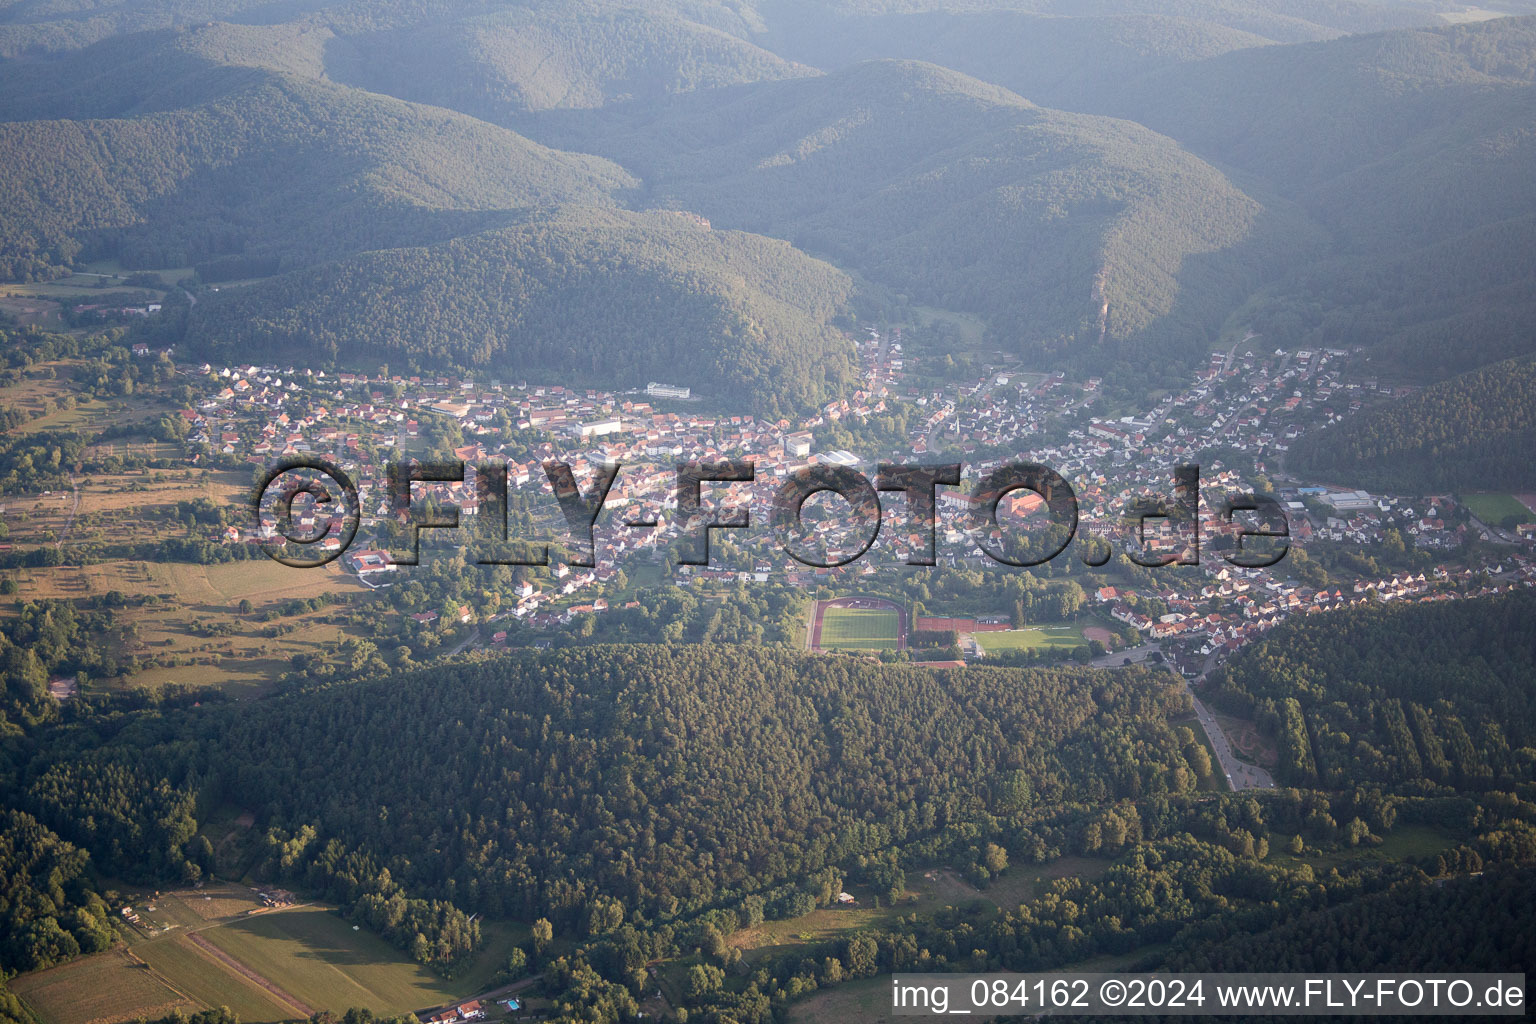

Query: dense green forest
<box><xmin>0</xmin><ymin>65</ymin><xmax>630</xmax><ymax>281</ymax></box>
<box><xmin>1115</xmin><ymin>17</ymin><xmax>1536</xmax><ymax>378</ymax></box>
<box><xmin>3</xmin><ymin>596</ymin><xmax>1536</xmax><ymax>1012</ymax></box>
<box><xmin>328</xmin><ymin>0</ymin><xmax>815</xmax><ymax>123</ymax></box>
<box><xmin>1166</xmin><ymin>862</ymin><xmax>1536</xmax><ymax>971</ymax></box>
<box><xmin>20</xmin><ymin>648</ymin><xmax>1200</xmax><ymax>930</ymax></box>
<box><xmin>1206</xmin><ymin>591</ymin><xmax>1536</xmax><ymax>791</ymax></box>
<box><xmin>0</xmin><ymin>809</ymin><xmax>114</xmax><ymax>976</ymax></box>
<box><xmin>584</xmin><ymin>58</ymin><xmax>1310</xmax><ymax>368</ymax></box>
<box><xmin>1291</xmin><ymin>356</ymin><xmax>1536</xmax><ymax>492</ymax></box>
<box><xmin>180</xmin><ymin>208</ymin><xmax>854</xmax><ymax>412</ymax></box>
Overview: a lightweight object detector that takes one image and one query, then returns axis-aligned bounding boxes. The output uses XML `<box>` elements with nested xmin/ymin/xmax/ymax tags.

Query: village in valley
<box><xmin>167</xmin><ymin>320</ymin><xmax>1533</xmax><ymax>672</ymax></box>
<box><xmin>4</xmin><ymin>313</ymin><xmax>1536</xmax><ymax>1024</ymax></box>
<box><xmin>5</xmin><ymin>313</ymin><xmax>1536</xmax><ymax>789</ymax></box>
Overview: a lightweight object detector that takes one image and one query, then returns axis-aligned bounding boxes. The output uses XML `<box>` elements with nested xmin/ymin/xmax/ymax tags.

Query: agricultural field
<box><xmin>14</xmin><ymin>885</ymin><xmax>521</xmax><ymax>1024</ymax></box>
<box><xmin>134</xmin><ymin>935</ymin><xmax>295</xmax><ymax>1023</ymax></box>
<box><xmin>195</xmin><ymin>906</ymin><xmax>506</xmax><ymax>1015</ymax></box>
<box><xmin>788</xmin><ymin>974</ymin><xmax>948</xmax><ymax>1024</ymax></box>
<box><xmin>1462</xmin><ymin>492</ymin><xmax>1536</xmax><ymax>525</ymax></box>
<box><xmin>974</xmin><ymin>625</ymin><xmax>1086</xmax><ymax>653</ymax></box>
<box><xmin>3</xmin><ymin>556</ymin><xmax>364</xmax><ymax>696</ymax></box>
<box><xmin>0</xmin><ymin>469</ymin><xmax>246</xmax><ymax>552</ymax></box>
<box><xmin>730</xmin><ymin>858</ymin><xmax>1111</xmax><ymax>965</ymax></box>
<box><xmin>10</xmin><ymin>947</ymin><xmax>193</xmax><ymax>1024</ymax></box>
<box><xmin>817</xmin><ymin>606</ymin><xmax>902</xmax><ymax>651</ymax></box>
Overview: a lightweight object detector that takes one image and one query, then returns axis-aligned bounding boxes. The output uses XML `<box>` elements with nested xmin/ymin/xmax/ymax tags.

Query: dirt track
<box><xmin>187</xmin><ymin>931</ymin><xmax>315</xmax><ymax>1017</ymax></box>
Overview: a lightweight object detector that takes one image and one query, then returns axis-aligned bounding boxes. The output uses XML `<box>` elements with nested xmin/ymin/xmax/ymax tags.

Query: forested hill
<box><xmin>588</xmin><ymin>59</ymin><xmax>1314</xmax><ymax>367</ymax></box>
<box><xmin>21</xmin><ymin>647</ymin><xmax>1199</xmax><ymax>931</ymax></box>
<box><xmin>1206</xmin><ymin>591</ymin><xmax>1536</xmax><ymax>791</ymax></box>
<box><xmin>1108</xmin><ymin>17</ymin><xmax>1536</xmax><ymax>375</ymax></box>
<box><xmin>0</xmin><ymin>69</ymin><xmax>633</xmax><ymax>280</ymax></box>
<box><xmin>745</xmin><ymin>0</ymin><xmax>1446</xmax><ymax>112</ymax></box>
<box><xmin>324</xmin><ymin>0</ymin><xmax>817</xmax><ymax>125</ymax></box>
<box><xmin>178</xmin><ymin>208</ymin><xmax>855</xmax><ymax>413</ymax></box>
<box><xmin>1290</xmin><ymin>356</ymin><xmax>1536</xmax><ymax>494</ymax></box>
<box><xmin>1165</xmin><ymin>864</ymin><xmax>1536</xmax><ymax>973</ymax></box>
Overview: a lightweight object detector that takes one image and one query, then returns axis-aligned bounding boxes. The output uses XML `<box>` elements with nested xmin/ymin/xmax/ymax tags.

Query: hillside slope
<box><xmin>0</xmin><ymin>69</ymin><xmax>633</xmax><ymax>279</ymax></box>
<box><xmin>1111</xmin><ymin>17</ymin><xmax>1536</xmax><ymax>374</ymax></box>
<box><xmin>179</xmin><ymin>208</ymin><xmax>855</xmax><ymax>412</ymax></box>
<box><xmin>324</xmin><ymin>0</ymin><xmax>816</xmax><ymax>125</ymax></box>
<box><xmin>594</xmin><ymin>59</ymin><xmax>1317</xmax><ymax>365</ymax></box>
<box><xmin>1289</xmin><ymin>356</ymin><xmax>1536</xmax><ymax>493</ymax></box>
<box><xmin>22</xmin><ymin>646</ymin><xmax>1196</xmax><ymax>925</ymax></box>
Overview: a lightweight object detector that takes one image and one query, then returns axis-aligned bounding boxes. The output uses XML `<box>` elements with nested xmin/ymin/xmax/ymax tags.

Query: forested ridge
<box><xmin>179</xmin><ymin>208</ymin><xmax>855</xmax><ymax>412</ymax></box>
<box><xmin>1291</xmin><ymin>356</ymin><xmax>1536</xmax><ymax>492</ymax></box>
<box><xmin>585</xmin><ymin>59</ymin><xmax>1307</xmax><ymax>367</ymax></box>
<box><xmin>4</xmin><ymin>0</ymin><xmax>1535</xmax><ymax>427</ymax></box>
<box><xmin>20</xmin><ymin>647</ymin><xmax>1199</xmax><ymax>930</ymax></box>
<box><xmin>0</xmin><ymin>68</ymin><xmax>632</xmax><ymax>281</ymax></box>
<box><xmin>1207</xmin><ymin>591</ymin><xmax>1536</xmax><ymax>790</ymax></box>
<box><xmin>1112</xmin><ymin>16</ymin><xmax>1536</xmax><ymax>384</ymax></box>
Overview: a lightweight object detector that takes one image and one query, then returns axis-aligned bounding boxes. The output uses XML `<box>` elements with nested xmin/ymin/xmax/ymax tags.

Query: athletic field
<box><xmin>974</xmin><ymin>626</ymin><xmax>1085</xmax><ymax>653</ymax></box>
<box><xmin>1463</xmin><ymin>492</ymin><xmax>1535</xmax><ymax>525</ymax></box>
<box><xmin>818</xmin><ymin>607</ymin><xmax>902</xmax><ymax>651</ymax></box>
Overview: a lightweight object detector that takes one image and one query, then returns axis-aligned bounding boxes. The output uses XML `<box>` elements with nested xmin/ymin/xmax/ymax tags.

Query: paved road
<box><xmin>1102</xmin><ymin>642</ymin><xmax>1274</xmax><ymax>791</ymax></box>
<box><xmin>1190</xmin><ymin>689</ymin><xmax>1274</xmax><ymax>791</ymax></box>
<box><xmin>1090</xmin><ymin>641</ymin><xmax>1162</xmax><ymax>668</ymax></box>
<box><xmin>1188</xmin><ymin>667</ymin><xmax>1275</xmax><ymax>792</ymax></box>
<box><xmin>446</xmin><ymin>626</ymin><xmax>482</xmax><ymax>657</ymax></box>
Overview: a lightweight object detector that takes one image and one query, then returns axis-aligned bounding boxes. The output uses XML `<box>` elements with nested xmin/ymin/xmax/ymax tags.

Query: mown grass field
<box><xmin>134</xmin><ymin>935</ymin><xmax>295</xmax><ymax>1023</ymax></box>
<box><xmin>11</xmin><ymin>947</ymin><xmax>193</xmax><ymax>1024</ymax></box>
<box><xmin>974</xmin><ymin>626</ymin><xmax>1084</xmax><ymax>653</ymax></box>
<box><xmin>1462</xmin><ymin>492</ymin><xmax>1534</xmax><ymax>524</ymax></box>
<box><xmin>13</xmin><ymin>884</ymin><xmax>527</xmax><ymax>1024</ymax></box>
<box><xmin>818</xmin><ymin>606</ymin><xmax>901</xmax><ymax>651</ymax></box>
<box><xmin>788</xmin><ymin>974</ymin><xmax>948</xmax><ymax>1024</ymax></box>
<box><xmin>197</xmin><ymin>906</ymin><xmax>516</xmax><ymax>1015</ymax></box>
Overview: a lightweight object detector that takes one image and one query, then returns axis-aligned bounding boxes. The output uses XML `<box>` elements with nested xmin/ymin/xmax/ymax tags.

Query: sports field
<box><xmin>818</xmin><ymin>607</ymin><xmax>902</xmax><ymax>651</ymax></box>
<box><xmin>974</xmin><ymin>626</ymin><xmax>1085</xmax><ymax>653</ymax></box>
<box><xmin>1462</xmin><ymin>492</ymin><xmax>1535</xmax><ymax>524</ymax></box>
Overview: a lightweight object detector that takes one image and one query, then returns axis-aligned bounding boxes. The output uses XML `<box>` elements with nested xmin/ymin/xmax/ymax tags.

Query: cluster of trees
<box><xmin>1293</xmin><ymin>356</ymin><xmax>1536</xmax><ymax>493</ymax></box>
<box><xmin>1166</xmin><ymin>862</ymin><xmax>1536</xmax><ymax>972</ymax></box>
<box><xmin>589</xmin><ymin>584</ymin><xmax>807</xmax><ymax>646</ymax></box>
<box><xmin>1207</xmin><ymin>592</ymin><xmax>1536</xmax><ymax>790</ymax></box>
<box><xmin>0</xmin><ymin>598</ymin><xmax>129</xmax><ymax>729</ymax></box>
<box><xmin>0</xmin><ymin>810</ymin><xmax>114</xmax><ymax>976</ymax></box>
<box><xmin>256</xmin><ymin>825</ymin><xmax>481</xmax><ymax>973</ymax></box>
